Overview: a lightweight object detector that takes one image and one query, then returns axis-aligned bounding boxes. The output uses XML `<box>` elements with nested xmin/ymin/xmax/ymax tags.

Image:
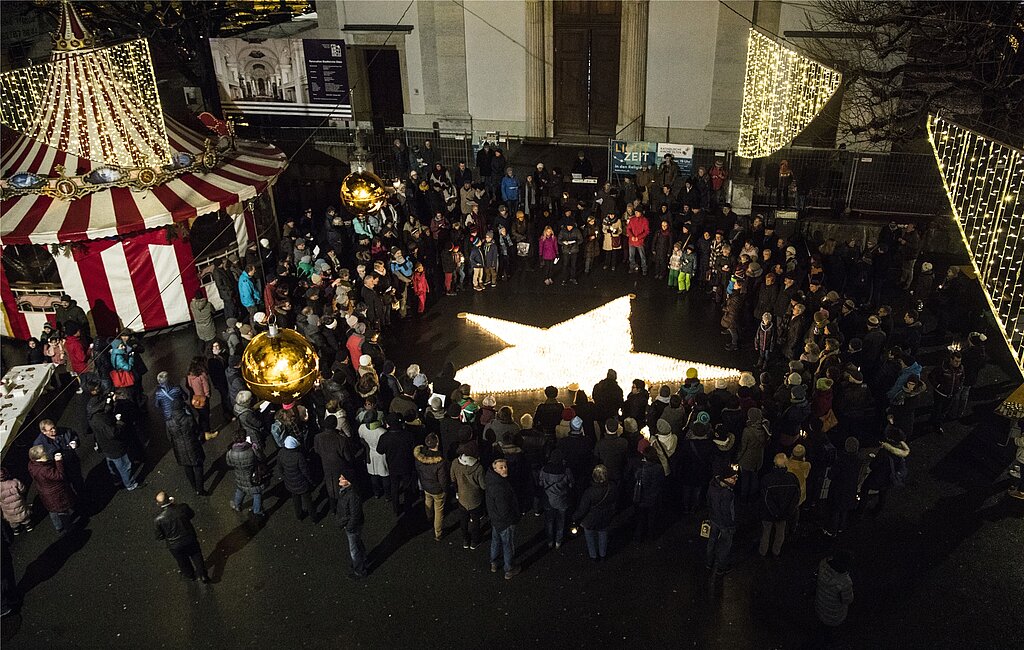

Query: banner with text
<box><xmin>610</xmin><ymin>140</ymin><xmax>694</xmax><ymax>178</ymax></box>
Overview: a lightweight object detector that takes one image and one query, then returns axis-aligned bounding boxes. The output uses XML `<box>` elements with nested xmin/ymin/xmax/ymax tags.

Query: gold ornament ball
<box><xmin>339</xmin><ymin>169</ymin><xmax>386</xmax><ymax>217</ymax></box>
<box><xmin>240</xmin><ymin>328</ymin><xmax>320</xmax><ymax>404</ymax></box>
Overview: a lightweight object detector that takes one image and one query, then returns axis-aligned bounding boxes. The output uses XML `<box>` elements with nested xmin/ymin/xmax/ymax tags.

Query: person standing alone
<box><xmin>153</xmin><ymin>491</ymin><xmax>209</xmax><ymax>583</ymax></box>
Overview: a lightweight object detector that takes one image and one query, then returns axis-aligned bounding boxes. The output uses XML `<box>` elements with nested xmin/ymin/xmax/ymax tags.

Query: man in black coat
<box><xmin>154</xmin><ymin>492</ymin><xmax>209</xmax><ymax>582</ymax></box>
<box><xmin>376</xmin><ymin>413</ymin><xmax>419</xmax><ymax>515</ymax></box>
<box><xmin>485</xmin><ymin>459</ymin><xmax>521</xmax><ymax>579</ymax></box>
<box><xmin>533</xmin><ymin>386</ymin><xmax>564</xmax><ymax>438</ymax></box>
<box><xmin>592</xmin><ymin>370</ymin><xmax>624</xmax><ymax>424</ymax></box>
<box><xmin>337</xmin><ymin>473</ymin><xmax>367</xmax><ymax>579</ymax></box>
<box><xmin>758</xmin><ymin>454</ymin><xmax>801</xmax><ymax>557</ymax></box>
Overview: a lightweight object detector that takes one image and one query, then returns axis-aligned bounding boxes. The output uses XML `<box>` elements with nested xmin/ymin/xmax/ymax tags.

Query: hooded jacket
<box><xmin>450</xmin><ymin>455</ymin><xmax>486</xmax><ymax>510</ymax></box>
<box><xmin>538</xmin><ymin>462</ymin><xmax>574</xmax><ymax>510</ymax></box>
<box><xmin>414</xmin><ymin>445</ymin><xmax>448</xmax><ymax>495</ymax></box>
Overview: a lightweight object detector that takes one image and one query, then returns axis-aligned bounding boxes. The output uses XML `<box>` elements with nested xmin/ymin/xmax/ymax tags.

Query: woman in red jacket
<box><xmin>626</xmin><ymin>210</ymin><xmax>650</xmax><ymax>276</ymax></box>
<box><xmin>187</xmin><ymin>356</ymin><xmax>215</xmax><ymax>440</ymax></box>
<box><xmin>63</xmin><ymin>323</ymin><xmax>91</xmax><ymax>394</ymax></box>
<box><xmin>27</xmin><ymin>445</ymin><xmax>76</xmax><ymax>533</ymax></box>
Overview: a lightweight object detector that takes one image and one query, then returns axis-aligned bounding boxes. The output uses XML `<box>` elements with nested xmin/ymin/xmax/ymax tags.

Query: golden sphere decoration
<box><xmin>240</xmin><ymin>327</ymin><xmax>320</xmax><ymax>404</ymax></box>
<box><xmin>339</xmin><ymin>169</ymin><xmax>387</xmax><ymax>217</ymax></box>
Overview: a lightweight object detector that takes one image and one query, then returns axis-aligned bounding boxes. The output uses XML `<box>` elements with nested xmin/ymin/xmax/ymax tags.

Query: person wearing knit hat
<box><xmin>786</xmin><ymin>445</ymin><xmax>811</xmax><ymax>522</ymax></box>
<box><xmin>816</xmin><ymin>377</ymin><xmax>834</xmax><ymax>392</ymax></box>
<box><xmin>739</xmin><ymin>372</ymin><xmax>756</xmax><ymax>388</ymax></box>
<box><xmin>623</xmin><ymin>417</ymin><xmax>639</xmax><ymax>436</ymax></box>
<box><xmin>787</xmin><ymin>372</ymin><xmax>803</xmax><ymax>387</ymax></box>
<box><xmin>714</xmin><ymin>378</ymin><xmax>728</xmax><ymax>390</ymax></box>
<box><xmin>791</xmin><ymin>384</ymin><xmax>807</xmax><ymax>402</ymax></box>
<box><xmin>686</xmin><ymin>368</ymin><xmax>699</xmax><ymax>379</ymax></box>
<box><xmin>569</xmin><ymin>416</ymin><xmax>584</xmax><ymax>432</ymax></box>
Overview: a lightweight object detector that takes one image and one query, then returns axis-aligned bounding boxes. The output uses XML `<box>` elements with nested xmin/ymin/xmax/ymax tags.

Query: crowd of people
<box><xmin>4</xmin><ymin>141</ymin><xmax>1021</xmax><ymax>639</ymax></box>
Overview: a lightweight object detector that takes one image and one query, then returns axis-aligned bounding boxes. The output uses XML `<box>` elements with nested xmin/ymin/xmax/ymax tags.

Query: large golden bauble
<box><xmin>240</xmin><ymin>328</ymin><xmax>320</xmax><ymax>404</ymax></box>
<box><xmin>339</xmin><ymin>169</ymin><xmax>386</xmax><ymax>217</ymax></box>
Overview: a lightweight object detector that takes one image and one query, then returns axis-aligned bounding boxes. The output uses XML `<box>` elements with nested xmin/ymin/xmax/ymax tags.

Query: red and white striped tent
<box><xmin>0</xmin><ymin>2</ymin><xmax>286</xmax><ymax>340</ymax></box>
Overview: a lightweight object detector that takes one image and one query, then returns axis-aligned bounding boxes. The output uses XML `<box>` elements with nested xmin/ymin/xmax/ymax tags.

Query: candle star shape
<box><xmin>456</xmin><ymin>296</ymin><xmax>742</xmax><ymax>394</ymax></box>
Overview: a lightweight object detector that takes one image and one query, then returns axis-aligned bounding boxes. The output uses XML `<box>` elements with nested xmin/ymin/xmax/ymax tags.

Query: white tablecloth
<box><xmin>0</xmin><ymin>363</ymin><xmax>55</xmax><ymax>455</ymax></box>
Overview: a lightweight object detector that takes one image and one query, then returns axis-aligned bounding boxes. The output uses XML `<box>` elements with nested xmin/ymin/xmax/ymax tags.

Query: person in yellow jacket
<box><xmin>786</xmin><ymin>444</ymin><xmax>812</xmax><ymax>529</ymax></box>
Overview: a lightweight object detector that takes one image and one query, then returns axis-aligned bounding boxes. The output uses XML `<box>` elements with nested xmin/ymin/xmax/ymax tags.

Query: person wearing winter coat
<box><xmin>279</xmin><ymin>435</ymin><xmax>315</xmax><ymax>520</ymax></box>
<box><xmin>486</xmin><ymin>458</ymin><xmax>522</xmax><ymax>579</ymax></box>
<box><xmin>27</xmin><ymin>445</ymin><xmax>76</xmax><ymax>533</ymax></box>
<box><xmin>582</xmin><ymin>215</ymin><xmax>601</xmax><ymax>274</ymax></box>
<box><xmin>827</xmin><ymin>437</ymin><xmax>863</xmax><ymax>536</ymax></box>
<box><xmin>601</xmin><ymin>213</ymin><xmax>623</xmax><ymax>270</ymax></box>
<box><xmin>0</xmin><ymin>468</ymin><xmax>31</xmax><ymax>534</ymax></box>
<box><xmin>754</xmin><ymin>311</ymin><xmax>776</xmax><ymax>368</ymax></box>
<box><xmin>538</xmin><ymin>449</ymin><xmax>574</xmax><ymax>548</ymax></box>
<box><xmin>573</xmin><ymin>465</ymin><xmax>616</xmax><ymax>561</ymax></box>
<box><xmin>451</xmin><ymin>440</ymin><xmax>487</xmax><ymax>548</ymax></box>
<box><xmin>53</xmin><ymin>294</ymin><xmax>89</xmax><ymax>335</ymax></box>
<box><xmin>815</xmin><ymin>551</ymin><xmax>855</xmax><ymax>632</ymax></box>
<box><xmin>414</xmin><ymin>434</ymin><xmax>449</xmax><ymax>541</ymax></box>
<box><xmin>706</xmin><ymin>466</ymin><xmax>739</xmax><ymax>574</ymax></box>
<box><xmin>153</xmin><ymin>492</ymin><xmax>209</xmax><ymax>583</ymax></box>
<box><xmin>720</xmin><ymin>278</ymin><xmax>746</xmax><ymax>350</ymax></box>
<box><xmin>233</xmin><ymin>390</ymin><xmax>266</xmax><ymax>449</ymax></box>
<box><xmin>33</xmin><ymin>419</ymin><xmax>84</xmax><ymax>494</ymax></box>
<box><xmin>337</xmin><ymin>472</ymin><xmax>368</xmax><ymax>579</ymax></box>
<box><xmin>557</xmin><ymin>222</ymin><xmax>581</xmax><ymax>285</ymax></box>
<box><xmin>629</xmin><ymin>447</ymin><xmax>667</xmax><ymax>541</ymax></box>
<box><xmin>537</xmin><ymin>226</ymin><xmax>559</xmax><ymax>285</ymax></box>
<box><xmin>888</xmin><ymin>374</ymin><xmax>926</xmax><ymax>440</ymax></box>
<box><xmin>358</xmin><ymin>405</ymin><xmax>390</xmax><ymax>498</ymax></box>
<box><xmin>737</xmin><ymin>408</ymin><xmax>769</xmax><ymax>501</ymax></box>
<box><xmin>861</xmin><ymin>424</ymin><xmax>910</xmax><ymax>514</ymax></box>
<box><xmin>759</xmin><ymin>453</ymin><xmax>801</xmax><ymax>557</ymax></box>
<box><xmin>166</xmin><ymin>400</ymin><xmax>206</xmax><ymax>495</ymax></box>
<box><xmin>314</xmin><ymin>418</ymin><xmax>356</xmax><ymax>517</ymax></box>
<box><xmin>928</xmin><ymin>351</ymin><xmax>965</xmax><ymax>435</ymax></box>
<box><xmin>64</xmin><ymin>324</ymin><xmax>91</xmax><ymax>383</ymax></box>
<box><xmin>651</xmin><ymin>220</ymin><xmax>673</xmax><ymax>280</ymax></box>
<box><xmin>90</xmin><ymin>398</ymin><xmax>139</xmax><ymax>491</ymax></box>
<box><xmin>594</xmin><ymin>419</ymin><xmax>629</xmax><ymax>482</ymax></box>
<box><xmin>189</xmin><ymin>291</ymin><xmax>217</xmax><ymax>354</ymax></box>
<box><xmin>376</xmin><ymin>413</ymin><xmax>419</xmax><ymax>515</ymax></box>
<box><xmin>226</xmin><ymin>432</ymin><xmax>265</xmax><ymax>517</ymax></box>
<box><xmin>626</xmin><ymin>211</ymin><xmax>650</xmax><ymax>275</ymax></box>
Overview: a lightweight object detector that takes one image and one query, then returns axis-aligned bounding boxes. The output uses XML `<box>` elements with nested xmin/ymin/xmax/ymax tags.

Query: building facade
<box><xmin>307</xmin><ymin>0</ymin><xmax>813</xmax><ymax>148</ymax></box>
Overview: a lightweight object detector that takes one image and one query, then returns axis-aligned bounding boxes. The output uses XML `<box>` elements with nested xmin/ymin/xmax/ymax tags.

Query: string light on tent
<box><xmin>455</xmin><ymin>296</ymin><xmax>741</xmax><ymax>395</ymax></box>
<box><xmin>737</xmin><ymin>28</ymin><xmax>842</xmax><ymax>159</ymax></box>
<box><xmin>927</xmin><ymin>114</ymin><xmax>1024</xmax><ymax>370</ymax></box>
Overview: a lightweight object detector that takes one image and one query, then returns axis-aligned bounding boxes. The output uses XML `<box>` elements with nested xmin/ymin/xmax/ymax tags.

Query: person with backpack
<box><xmin>538</xmin><ymin>448</ymin><xmax>574</xmax><ymax>549</ymax></box>
<box><xmin>860</xmin><ymin>424</ymin><xmax>910</xmax><ymax>514</ymax></box>
<box><xmin>226</xmin><ymin>431</ymin><xmax>267</xmax><ymax>520</ymax></box>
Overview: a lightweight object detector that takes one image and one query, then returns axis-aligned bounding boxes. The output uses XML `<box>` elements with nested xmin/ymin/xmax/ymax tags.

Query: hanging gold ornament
<box><xmin>240</xmin><ymin>326</ymin><xmax>320</xmax><ymax>403</ymax></box>
<box><xmin>339</xmin><ymin>169</ymin><xmax>386</xmax><ymax>217</ymax></box>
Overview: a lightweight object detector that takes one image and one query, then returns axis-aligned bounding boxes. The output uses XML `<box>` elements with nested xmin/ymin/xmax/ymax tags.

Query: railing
<box><xmin>749</xmin><ymin>146</ymin><xmax>950</xmax><ymax>216</ymax></box>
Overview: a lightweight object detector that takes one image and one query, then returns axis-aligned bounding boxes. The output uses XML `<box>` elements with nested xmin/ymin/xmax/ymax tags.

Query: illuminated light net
<box><xmin>927</xmin><ymin>115</ymin><xmax>1024</xmax><ymax>370</ymax></box>
<box><xmin>456</xmin><ymin>296</ymin><xmax>741</xmax><ymax>394</ymax></box>
<box><xmin>737</xmin><ymin>28</ymin><xmax>842</xmax><ymax>159</ymax></box>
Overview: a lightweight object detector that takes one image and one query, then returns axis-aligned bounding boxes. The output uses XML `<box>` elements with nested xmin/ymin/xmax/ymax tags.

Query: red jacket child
<box><xmin>412</xmin><ymin>264</ymin><xmax>429</xmax><ymax>313</ymax></box>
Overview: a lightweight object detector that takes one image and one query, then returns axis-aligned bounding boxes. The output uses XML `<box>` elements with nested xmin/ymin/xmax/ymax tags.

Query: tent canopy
<box><xmin>0</xmin><ymin>117</ymin><xmax>286</xmax><ymax>245</ymax></box>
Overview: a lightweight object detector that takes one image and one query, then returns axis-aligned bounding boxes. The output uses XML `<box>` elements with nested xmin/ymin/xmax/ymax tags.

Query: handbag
<box><xmin>251</xmin><ymin>458</ymin><xmax>270</xmax><ymax>486</ymax></box>
<box><xmin>110</xmin><ymin>369</ymin><xmax>135</xmax><ymax>387</ymax></box>
<box><xmin>632</xmin><ymin>469</ymin><xmax>643</xmax><ymax>504</ymax></box>
<box><xmin>820</xmin><ymin>409</ymin><xmax>839</xmax><ymax>433</ymax></box>
<box><xmin>700</xmin><ymin>520</ymin><xmax>712</xmax><ymax>538</ymax></box>
<box><xmin>191</xmin><ymin>394</ymin><xmax>207</xmax><ymax>409</ymax></box>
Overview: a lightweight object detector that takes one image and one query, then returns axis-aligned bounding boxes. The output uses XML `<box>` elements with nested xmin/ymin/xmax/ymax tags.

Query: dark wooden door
<box><xmin>364</xmin><ymin>49</ymin><xmax>404</xmax><ymax>127</ymax></box>
<box><xmin>553</xmin><ymin>1</ymin><xmax>621</xmax><ymax>136</ymax></box>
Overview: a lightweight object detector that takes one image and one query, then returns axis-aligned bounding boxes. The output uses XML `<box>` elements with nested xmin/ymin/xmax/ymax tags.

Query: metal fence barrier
<box><xmin>750</xmin><ymin>146</ymin><xmax>950</xmax><ymax>216</ymax></box>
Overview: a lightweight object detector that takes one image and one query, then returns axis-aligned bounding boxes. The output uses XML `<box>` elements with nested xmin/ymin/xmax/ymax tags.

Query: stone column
<box><xmin>615</xmin><ymin>0</ymin><xmax>650</xmax><ymax>141</ymax></box>
<box><xmin>524</xmin><ymin>0</ymin><xmax>546</xmax><ymax>138</ymax></box>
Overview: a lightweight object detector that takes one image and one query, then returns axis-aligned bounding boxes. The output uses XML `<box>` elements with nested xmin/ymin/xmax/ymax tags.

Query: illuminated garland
<box><xmin>737</xmin><ymin>28</ymin><xmax>842</xmax><ymax>159</ymax></box>
<box><xmin>0</xmin><ymin>38</ymin><xmax>171</xmax><ymax>169</ymax></box>
<box><xmin>927</xmin><ymin>115</ymin><xmax>1024</xmax><ymax>370</ymax></box>
<box><xmin>456</xmin><ymin>296</ymin><xmax>741</xmax><ymax>395</ymax></box>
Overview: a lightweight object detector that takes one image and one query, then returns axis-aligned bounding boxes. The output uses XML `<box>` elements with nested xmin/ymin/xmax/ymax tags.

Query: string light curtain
<box><xmin>927</xmin><ymin>115</ymin><xmax>1024</xmax><ymax>370</ymax></box>
<box><xmin>737</xmin><ymin>28</ymin><xmax>842</xmax><ymax>159</ymax></box>
<box><xmin>0</xmin><ymin>2</ymin><xmax>171</xmax><ymax>169</ymax></box>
